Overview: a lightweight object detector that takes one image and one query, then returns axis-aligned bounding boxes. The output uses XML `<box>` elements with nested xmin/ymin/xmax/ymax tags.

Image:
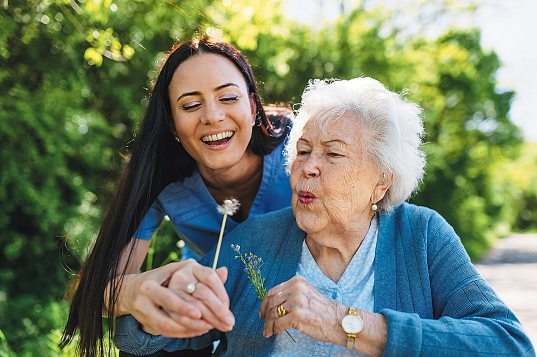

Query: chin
<box><xmin>294</xmin><ymin>210</ymin><xmax>325</xmax><ymax>235</ymax></box>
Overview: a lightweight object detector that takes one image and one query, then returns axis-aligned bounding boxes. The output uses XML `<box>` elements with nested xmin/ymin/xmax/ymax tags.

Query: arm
<box><xmin>380</xmin><ymin>211</ymin><xmax>535</xmax><ymax>356</ymax></box>
<box><xmin>110</xmin><ymin>200</ymin><xmax>234</xmax><ymax>353</ymax></box>
<box><xmin>113</xmin><ymin>260</ymin><xmax>233</xmax><ymax>355</ymax></box>
<box><xmin>260</xmin><ymin>276</ymin><xmax>388</xmax><ymax>356</ymax></box>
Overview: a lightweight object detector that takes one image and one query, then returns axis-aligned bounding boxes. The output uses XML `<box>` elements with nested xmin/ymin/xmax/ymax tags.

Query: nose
<box><xmin>201</xmin><ymin>100</ymin><xmax>225</xmax><ymax>125</ymax></box>
<box><xmin>302</xmin><ymin>154</ymin><xmax>320</xmax><ymax>178</ymax></box>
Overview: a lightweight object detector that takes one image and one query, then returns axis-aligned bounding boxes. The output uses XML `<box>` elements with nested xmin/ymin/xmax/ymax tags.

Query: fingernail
<box><xmin>225</xmin><ymin>315</ymin><xmax>235</xmax><ymax>325</ymax></box>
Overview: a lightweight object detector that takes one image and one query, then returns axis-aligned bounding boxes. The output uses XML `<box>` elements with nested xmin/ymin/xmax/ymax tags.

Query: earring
<box><xmin>174</xmin><ymin>136</ymin><xmax>181</xmax><ymax>143</ymax></box>
<box><xmin>372</xmin><ymin>203</ymin><xmax>378</xmax><ymax>211</ymax></box>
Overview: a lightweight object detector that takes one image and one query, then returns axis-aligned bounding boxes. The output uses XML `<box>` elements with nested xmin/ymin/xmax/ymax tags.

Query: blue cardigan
<box><xmin>114</xmin><ymin>203</ymin><xmax>535</xmax><ymax>356</ymax></box>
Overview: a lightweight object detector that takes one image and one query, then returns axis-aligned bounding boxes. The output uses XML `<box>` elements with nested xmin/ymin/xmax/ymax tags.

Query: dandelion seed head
<box><xmin>217</xmin><ymin>198</ymin><xmax>240</xmax><ymax>216</ymax></box>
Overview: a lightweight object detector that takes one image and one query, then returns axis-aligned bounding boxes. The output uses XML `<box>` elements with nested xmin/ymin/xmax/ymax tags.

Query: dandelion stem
<box><xmin>212</xmin><ymin>213</ymin><xmax>228</xmax><ymax>270</ymax></box>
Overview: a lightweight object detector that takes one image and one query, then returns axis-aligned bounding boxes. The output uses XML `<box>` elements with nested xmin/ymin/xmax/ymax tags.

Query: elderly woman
<box><xmin>114</xmin><ymin>77</ymin><xmax>534</xmax><ymax>356</ymax></box>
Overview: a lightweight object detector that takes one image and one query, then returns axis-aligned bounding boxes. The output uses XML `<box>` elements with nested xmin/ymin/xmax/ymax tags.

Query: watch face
<box><xmin>342</xmin><ymin>315</ymin><xmax>364</xmax><ymax>334</ymax></box>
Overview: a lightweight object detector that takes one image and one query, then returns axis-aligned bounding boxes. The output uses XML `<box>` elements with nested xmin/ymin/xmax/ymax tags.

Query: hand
<box><xmin>165</xmin><ymin>259</ymin><xmax>235</xmax><ymax>335</ymax></box>
<box><xmin>119</xmin><ymin>260</ymin><xmax>233</xmax><ymax>338</ymax></box>
<box><xmin>259</xmin><ymin>275</ymin><xmax>347</xmax><ymax>344</ymax></box>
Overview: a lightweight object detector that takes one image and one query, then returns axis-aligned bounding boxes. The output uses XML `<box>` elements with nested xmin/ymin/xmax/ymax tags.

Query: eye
<box><xmin>220</xmin><ymin>95</ymin><xmax>239</xmax><ymax>103</ymax></box>
<box><xmin>297</xmin><ymin>150</ymin><xmax>310</xmax><ymax>156</ymax></box>
<box><xmin>182</xmin><ymin>102</ymin><xmax>201</xmax><ymax>111</ymax></box>
<box><xmin>327</xmin><ymin>152</ymin><xmax>343</xmax><ymax>158</ymax></box>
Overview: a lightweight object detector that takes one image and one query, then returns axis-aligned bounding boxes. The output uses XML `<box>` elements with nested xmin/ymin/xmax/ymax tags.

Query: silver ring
<box><xmin>185</xmin><ymin>282</ymin><xmax>196</xmax><ymax>294</ymax></box>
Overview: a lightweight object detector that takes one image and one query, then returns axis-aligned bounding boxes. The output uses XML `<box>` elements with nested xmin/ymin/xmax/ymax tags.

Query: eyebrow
<box><xmin>297</xmin><ymin>138</ymin><xmax>349</xmax><ymax>146</ymax></box>
<box><xmin>176</xmin><ymin>83</ymin><xmax>240</xmax><ymax>102</ymax></box>
<box><xmin>322</xmin><ymin>139</ymin><xmax>348</xmax><ymax>146</ymax></box>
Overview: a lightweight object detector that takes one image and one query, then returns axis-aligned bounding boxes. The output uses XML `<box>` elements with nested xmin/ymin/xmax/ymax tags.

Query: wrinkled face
<box><xmin>168</xmin><ymin>53</ymin><xmax>256</xmax><ymax>173</ymax></box>
<box><xmin>290</xmin><ymin>114</ymin><xmax>385</xmax><ymax>235</ymax></box>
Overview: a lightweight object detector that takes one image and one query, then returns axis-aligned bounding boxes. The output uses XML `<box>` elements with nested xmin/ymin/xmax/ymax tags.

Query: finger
<box><xmin>260</xmin><ymin>290</ymin><xmax>289</xmax><ymax>318</ymax></box>
<box><xmin>151</xmin><ymin>261</ymin><xmax>186</xmax><ymax>283</ymax></box>
<box><xmin>216</xmin><ymin>266</ymin><xmax>228</xmax><ymax>284</ymax></box>
<box><xmin>263</xmin><ymin>299</ymin><xmax>289</xmax><ymax>338</ymax></box>
<box><xmin>165</xmin><ymin>312</ymin><xmax>213</xmax><ymax>334</ymax></box>
<box><xmin>170</xmin><ymin>284</ymin><xmax>232</xmax><ymax>331</ymax></box>
<box><xmin>192</xmin><ymin>283</ymin><xmax>235</xmax><ymax>331</ymax></box>
<box><xmin>193</xmin><ymin>266</ymin><xmax>230</xmax><ymax>307</ymax></box>
<box><xmin>263</xmin><ymin>308</ymin><xmax>278</xmax><ymax>338</ymax></box>
<box><xmin>140</xmin><ymin>281</ymin><xmax>202</xmax><ymax>319</ymax></box>
<box><xmin>135</xmin><ymin>302</ymin><xmax>204</xmax><ymax>338</ymax></box>
<box><xmin>272</xmin><ymin>313</ymin><xmax>297</xmax><ymax>336</ymax></box>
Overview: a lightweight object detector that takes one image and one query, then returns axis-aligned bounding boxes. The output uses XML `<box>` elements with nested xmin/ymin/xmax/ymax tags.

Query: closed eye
<box><xmin>328</xmin><ymin>152</ymin><xmax>344</xmax><ymax>157</ymax></box>
<box><xmin>220</xmin><ymin>95</ymin><xmax>239</xmax><ymax>103</ymax></box>
<box><xmin>182</xmin><ymin>102</ymin><xmax>201</xmax><ymax>111</ymax></box>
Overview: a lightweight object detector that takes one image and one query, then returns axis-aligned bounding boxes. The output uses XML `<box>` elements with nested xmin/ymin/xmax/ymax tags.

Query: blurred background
<box><xmin>1</xmin><ymin>0</ymin><xmax>536</xmax><ymax>355</ymax></box>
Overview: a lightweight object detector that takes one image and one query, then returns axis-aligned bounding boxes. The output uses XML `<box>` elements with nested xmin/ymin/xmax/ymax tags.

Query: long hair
<box><xmin>60</xmin><ymin>37</ymin><xmax>290</xmax><ymax>356</ymax></box>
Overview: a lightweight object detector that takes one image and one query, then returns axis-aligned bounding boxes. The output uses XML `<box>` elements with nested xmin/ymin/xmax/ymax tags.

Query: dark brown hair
<box><xmin>60</xmin><ymin>36</ymin><xmax>290</xmax><ymax>356</ymax></box>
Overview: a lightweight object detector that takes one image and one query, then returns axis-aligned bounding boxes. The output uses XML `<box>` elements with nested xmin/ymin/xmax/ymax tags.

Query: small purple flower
<box><xmin>230</xmin><ymin>243</ymin><xmax>241</xmax><ymax>253</ymax></box>
<box><xmin>229</xmin><ymin>243</ymin><xmax>296</xmax><ymax>343</ymax></box>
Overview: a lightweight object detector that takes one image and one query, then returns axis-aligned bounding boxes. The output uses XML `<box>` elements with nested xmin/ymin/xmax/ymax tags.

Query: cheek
<box><xmin>324</xmin><ymin>165</ymin><xmax>367</xmax><ymax>207</ymax></box>
<box><xmin>289</xmin><ymin>162</ymin><xmax>301</xmax><ymax>188</ymax></box>
<box><xmin>173</xmin><ymin>114</ymin><xmax>193</xmax><ymax>137</ymax></box>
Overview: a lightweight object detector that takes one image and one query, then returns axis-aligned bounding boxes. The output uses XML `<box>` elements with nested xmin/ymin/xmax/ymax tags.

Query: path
<box><xmin>475</xmin><ymin>233</ymin><xmax>537</xmax><ymax>347</ymax></box>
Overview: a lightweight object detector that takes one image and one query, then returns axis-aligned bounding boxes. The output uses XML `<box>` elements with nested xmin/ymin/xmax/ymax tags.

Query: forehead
<box><xmin>301</xmin><ymin>113</ymin><xmax>362</xmax><ymax>143</ymax></box>
<box><xmin>169</xmin><ymin>52</ymin><xmax>248</xmax><ymax>91</ymax></box>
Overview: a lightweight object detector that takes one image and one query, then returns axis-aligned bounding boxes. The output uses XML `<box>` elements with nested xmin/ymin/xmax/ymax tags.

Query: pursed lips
<box><xmin>298</xmin><ymin>190</ymin><xmax>316</xmax><ymax>204</ymax></box>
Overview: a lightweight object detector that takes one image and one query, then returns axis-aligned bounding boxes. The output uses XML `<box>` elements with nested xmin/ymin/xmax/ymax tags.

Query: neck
<box><xmin>200</xmin><ymin>152</ymin><xmax>263</xmax><ymax>222</ymax></box>
<box><xmin>306</xmin><ymin>213</ymin><xmax>374</xmax><ymax>282</ymax></box>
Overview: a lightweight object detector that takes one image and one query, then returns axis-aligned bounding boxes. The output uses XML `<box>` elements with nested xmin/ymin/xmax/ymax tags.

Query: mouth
<box><xmin>298</xmin><ymin>190</ymin><xmax>316</xmax><ymax>204</ymax></box>
<box><xmin>201</xmin><ymin>130</ymin><xmax>235</xmax><ymax>147</ymax></box>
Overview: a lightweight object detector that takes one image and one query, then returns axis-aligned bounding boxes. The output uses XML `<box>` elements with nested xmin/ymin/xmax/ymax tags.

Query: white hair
<box><xmin>285</xmin><ymin>77</ymin><xmax>425</xmax><ymax>211</ymax></box>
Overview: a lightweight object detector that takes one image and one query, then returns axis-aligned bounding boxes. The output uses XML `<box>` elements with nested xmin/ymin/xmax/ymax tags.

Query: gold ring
<box><xmin>185</xmin><ymin>282</ymin><xmax>196</xmax><ymax>294</ymax></box>
<box><xmin>277</xmin><ymin>304</ymin><xmax>287</xmax><ymax>317</ymax></box>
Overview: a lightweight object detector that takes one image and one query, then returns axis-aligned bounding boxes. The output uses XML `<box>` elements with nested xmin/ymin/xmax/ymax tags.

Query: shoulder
<box><xmin>265</xmin><ymin>139</ymin><xmax>287</xmax><ymax>166</ymax></box>
<box><xmin>385</xmin><ymin>202</ymin><xmax>453</xmax><ymax>235</ymax></box>
<box><xmin>382</xmin><ymin>202</ymin><xmax>459</xmax><ymax>252</ymax></box>
<box><xmin>229</xmin><ymin>207</ymin><xmax>295</xmax><ymax>240</ymax></box>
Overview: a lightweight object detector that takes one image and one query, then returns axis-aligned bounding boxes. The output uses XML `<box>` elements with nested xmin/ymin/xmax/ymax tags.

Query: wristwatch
<box><xmin>341</xmin><ymin>307</ymin><xmax>364</xmax><ymax>349</ymax></box>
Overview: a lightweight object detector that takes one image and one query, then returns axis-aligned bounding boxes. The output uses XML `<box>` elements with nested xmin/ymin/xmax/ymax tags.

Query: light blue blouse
<box><xmin>271</xmin><ymin>216</ymin><xmax>377</xmax><ymax>356</ymax></box>
<box><xmin>132</xmin><ymin>143</ymin><xmax>292</xmax><ymax>258</ymax></box>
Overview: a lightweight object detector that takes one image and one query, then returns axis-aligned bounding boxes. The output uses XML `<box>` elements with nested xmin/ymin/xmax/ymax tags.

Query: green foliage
<box><xmin>1</xmin><ymin>0</ymin><xmax>534</xmax><ymax>354</ymax></box>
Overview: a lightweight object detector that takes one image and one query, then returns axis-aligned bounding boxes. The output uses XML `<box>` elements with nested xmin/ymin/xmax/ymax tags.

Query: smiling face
<box><xmin>290</xmin><ymin>114</ymin><xmax>391</xmax><ymax>236</ymax></box>
<box><xmin>168</xmin><ymin>52</ymin><xmax>257</xmax><ymax>175</ymax></box>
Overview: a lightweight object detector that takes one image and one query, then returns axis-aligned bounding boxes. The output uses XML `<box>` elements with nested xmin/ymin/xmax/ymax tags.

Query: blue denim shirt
<box><xmin>133</xmin><ymin>142</ymin><xmax>291</xmax><ymax>258</ymax></box>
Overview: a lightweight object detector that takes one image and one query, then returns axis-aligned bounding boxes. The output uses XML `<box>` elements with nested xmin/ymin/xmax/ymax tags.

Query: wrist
<box><xmin>331</xmin><ymin>302</ymin><xmax>350</xmax><ymax>346</ymax></box>
<box><xmin>105</xmin><ymin>274</ymin><xmax>137</xmax><ymax>317</ymax></box>
<box><xmin>340</xmin><ymin>306</ymin><xmax>364</xmax><ymax>350</ymax></box>
<box><xmin>354</xmin><ymin>310</ymin><xmax>388</xmax><ymax>356</ymax></box>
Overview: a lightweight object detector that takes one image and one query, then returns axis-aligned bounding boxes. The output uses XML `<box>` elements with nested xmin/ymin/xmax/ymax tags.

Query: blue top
<box><xmin>271</xmin><ymin>216</ymin><xmax>378</xmax><ymax>356</ymax></box>
<box><xmin>133</xmin><ymin>142</ymin><xmax>292</xmax><ymax>258</ymax></box>
<box><xmin>115</xmin><ymin>203</ymin><xmax>535</xmax><ymax>356</ymax></box>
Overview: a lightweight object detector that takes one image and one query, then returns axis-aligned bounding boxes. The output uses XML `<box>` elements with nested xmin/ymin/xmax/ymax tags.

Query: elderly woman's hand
<box><xmin>119</xmin><ymin>259</ymin><xmax>234</xmax><ymax>338</ymax></box>
<box><xmin>259</xmin><ymin>275</ymin><xmax>348</xmax><ymax>345</ymax></box>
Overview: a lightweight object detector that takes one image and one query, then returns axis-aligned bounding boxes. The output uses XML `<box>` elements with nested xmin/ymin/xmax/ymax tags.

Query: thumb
<box><xmin>216</xmin><ymin>266</ymin><xmax>228</xmax><ymax>284</ymax></box>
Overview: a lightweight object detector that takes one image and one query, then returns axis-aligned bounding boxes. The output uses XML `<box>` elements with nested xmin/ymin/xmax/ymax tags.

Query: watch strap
<box><xmin>345</xmin><ymin>307</ymin><xmax>359</xmax><ymax>349</ymax></box>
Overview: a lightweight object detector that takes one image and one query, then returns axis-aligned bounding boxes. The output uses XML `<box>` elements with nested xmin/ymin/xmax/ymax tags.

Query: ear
<box><xmin>371</xmin><ymin>173</ymin><xmax>393</xmax><ymax>204</ymax></box>
<box><xmin>249</xmin><ymin>93</ymin><xmax>257</xmax><ymax>125</ymax></box>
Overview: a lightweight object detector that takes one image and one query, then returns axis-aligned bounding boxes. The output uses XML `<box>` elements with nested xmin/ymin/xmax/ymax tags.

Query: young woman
<box><xmin>60</xmin><ymin>37</ymin><xmax>292</xmax><ymax>357</ymax></box>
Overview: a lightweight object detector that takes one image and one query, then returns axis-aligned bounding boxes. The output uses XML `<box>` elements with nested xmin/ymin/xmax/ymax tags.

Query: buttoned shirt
<box><xmin>271</xmin><ymin>216</ymin><xmax>378</xmax><ymax>356</ymax></box>
<box><xmin>132</xmin><ymin>143</ymin><xmax>291</xmax><ymax>259</ymax></box>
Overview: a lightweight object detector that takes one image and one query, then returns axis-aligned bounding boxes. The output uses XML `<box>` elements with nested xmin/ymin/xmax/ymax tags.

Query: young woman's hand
<box><xmin>117</xmin><ymin>260</ymin><xmax>234</xmax><ymax>338</ymax></box>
